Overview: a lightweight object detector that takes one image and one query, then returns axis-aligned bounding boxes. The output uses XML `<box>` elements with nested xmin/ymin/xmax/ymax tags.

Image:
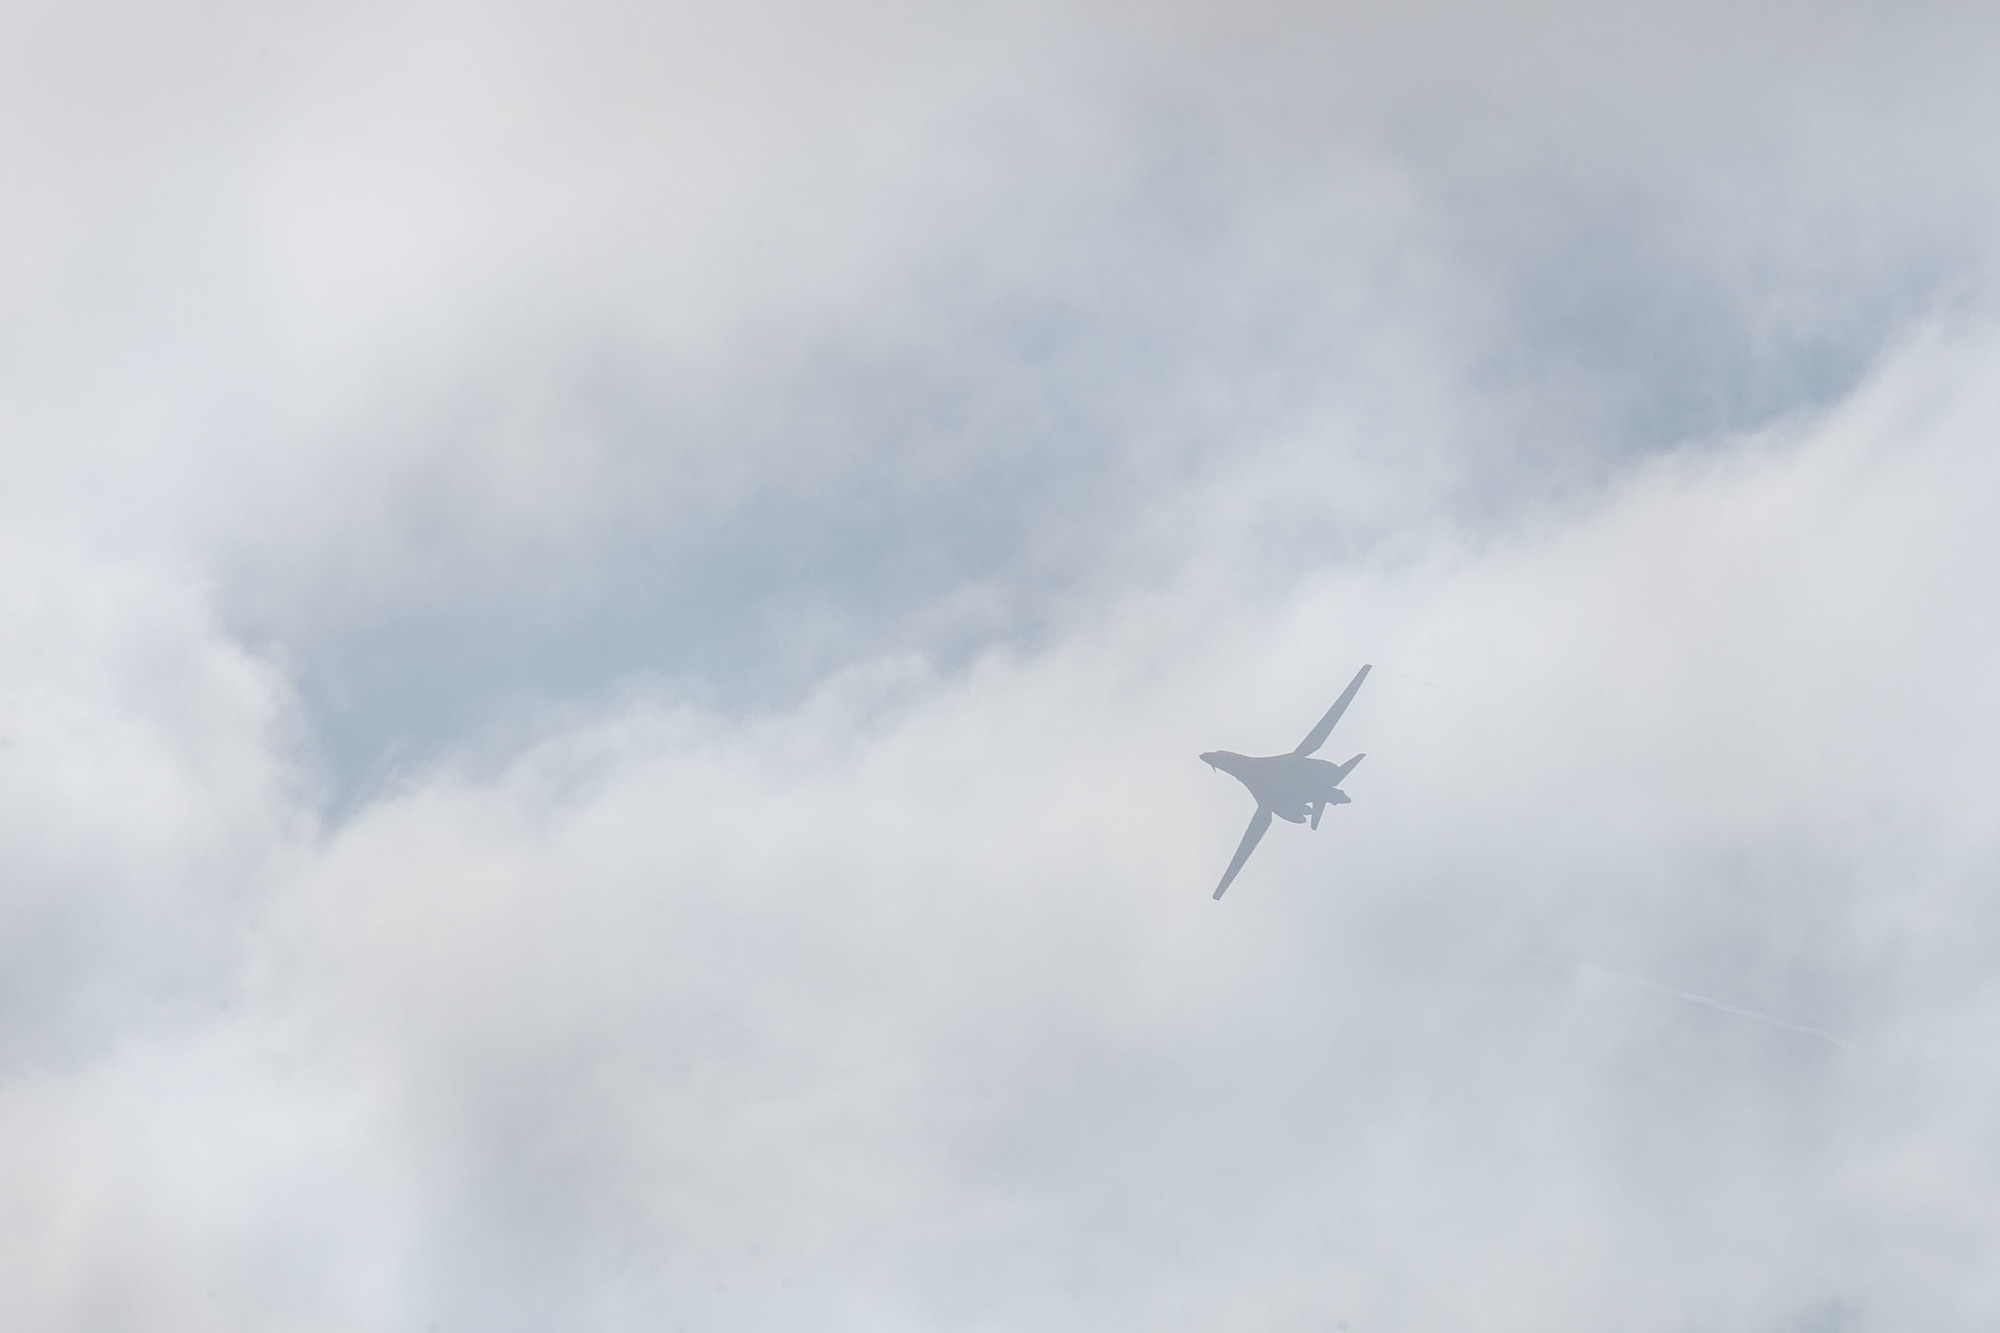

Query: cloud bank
<box><xmin>4</xmin><ymin>1</ymin><xmax>2000</xmax><ymax>1328</ymax></box>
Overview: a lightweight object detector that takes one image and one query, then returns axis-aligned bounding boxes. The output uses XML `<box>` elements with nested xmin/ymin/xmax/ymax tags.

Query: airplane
<box><xmin>1200</xmin><ymin>664</ymin><xmax>1370</xmax><ymax>900</ymax></box>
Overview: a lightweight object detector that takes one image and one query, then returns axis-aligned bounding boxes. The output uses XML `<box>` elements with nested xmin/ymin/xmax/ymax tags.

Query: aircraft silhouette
<box><xmin>1200</xmin><ymin>664</ymin><xmax>1370</xmax><ymax>900</ymax></box>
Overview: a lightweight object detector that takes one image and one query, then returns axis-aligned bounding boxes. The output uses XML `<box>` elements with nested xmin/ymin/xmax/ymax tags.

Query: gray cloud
<box><xmin>5</xmin><ymin>1</ymin><xmax>2000</xmax><ymax>1328</ymax></box>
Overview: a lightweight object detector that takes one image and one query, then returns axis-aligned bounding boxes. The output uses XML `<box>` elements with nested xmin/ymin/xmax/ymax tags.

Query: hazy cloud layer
<box><xmin>4</xmin><ymin>1</ymin><xmax>2000</xmax><ymax>1329</ymax></box>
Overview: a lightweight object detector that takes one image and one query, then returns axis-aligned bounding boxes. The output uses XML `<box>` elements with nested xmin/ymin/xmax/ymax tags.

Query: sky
<box><xmin>4</xmin><ymin>0</ymin><xmax>2000</xmax><ymax>1328</ymax></box>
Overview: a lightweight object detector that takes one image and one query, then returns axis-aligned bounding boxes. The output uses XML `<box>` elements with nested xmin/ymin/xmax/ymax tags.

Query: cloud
<box><xmin>7</xmin><ymin>313</ymin><xmax>1997</xmax><ymax>1328</ymax></box>
<box><xmin>6</xmin><ymin>2</ymin><xmax>2000</xmax><ymax>1328</ymax></box>
<box><xmin>9</xmin><ymin>0</ymin><xmax>1996</xmax><ymax>726</ymax></box>
<box><xmin>0</xmin><ymin>536</ymin><xmax>305</xmax><ymax>1067</ymax></box>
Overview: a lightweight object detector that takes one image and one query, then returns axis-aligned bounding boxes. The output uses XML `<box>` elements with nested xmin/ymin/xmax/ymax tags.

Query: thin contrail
<box><xmin>1370</xmin><ymin>663</ymin><xmax>1460</xmax><ymax>694</ymax></box>
<box><xmin>1582</xmin><ymin>965</ymin><xmax>1857</xmax><ymax>1052</ymax></box>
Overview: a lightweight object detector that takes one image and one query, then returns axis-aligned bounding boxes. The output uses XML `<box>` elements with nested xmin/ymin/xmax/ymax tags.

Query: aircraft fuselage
<box><xmin>1198</xmin><ymin>750</ymin><xmax>1353</xmax><ymax>824</ymax></box>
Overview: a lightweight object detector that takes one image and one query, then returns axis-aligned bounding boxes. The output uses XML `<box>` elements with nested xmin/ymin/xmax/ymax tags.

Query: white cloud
<box><xmin>0</xmin><ymin>536</ymin><xmax>305</xmax><ymax>1063</ymax></box>
<box><xmin>8</xmin><ymin>315</ymin><xmax>1996</xmax><ymax>1327</ymax></box>
<box><xmin>6</xmin><ymin>2</ymin><xmax>2000</xmax><ymax>1327</ymax></box>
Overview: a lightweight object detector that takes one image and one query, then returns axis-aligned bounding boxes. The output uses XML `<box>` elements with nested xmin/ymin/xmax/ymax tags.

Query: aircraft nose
<box><xmin>1198</xmin><ymin>751</ymin><xmax>1219</xmax><ymax>767</ymax></box>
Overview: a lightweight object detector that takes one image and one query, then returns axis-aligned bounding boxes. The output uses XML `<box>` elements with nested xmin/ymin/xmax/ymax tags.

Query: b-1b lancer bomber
<box><xmin>1200</xmin><ymin>664</ymin><xmax>1370</xmax><ymax>900</ymax></box>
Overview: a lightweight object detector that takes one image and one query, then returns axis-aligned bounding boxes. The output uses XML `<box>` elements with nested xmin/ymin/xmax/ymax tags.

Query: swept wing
<box><xmin>1212</xmin><ymin>806</ymin><xmax>1273</xmax><ymax>900</ymax></box>
<box><xmin>1293</xmin><ymin>663</ymin><xmax>1371</xmax><ymax>756</ymax></box>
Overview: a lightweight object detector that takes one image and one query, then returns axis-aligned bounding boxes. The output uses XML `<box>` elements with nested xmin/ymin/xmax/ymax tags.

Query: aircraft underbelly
<box><xmin>1242</xmin><ymin>756</ymin><xmax>1342</xmax><ymax>811</ymax></box>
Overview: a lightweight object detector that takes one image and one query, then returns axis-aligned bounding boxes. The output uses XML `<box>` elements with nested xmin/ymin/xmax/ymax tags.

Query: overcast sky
<box><xmin>5</xmin><ymin>1</ymin><xmax>2000</xmax><ymax>1328</ymax></box>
